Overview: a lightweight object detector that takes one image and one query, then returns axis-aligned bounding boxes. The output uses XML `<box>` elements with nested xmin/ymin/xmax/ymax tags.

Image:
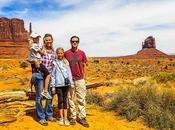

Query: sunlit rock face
<box><xmin>142</xmin><ymin>36</ymin><xmax>156</xmax><ymax>49</ymax></box>
<box><xmin>0</xmin><ymin>17</ymin><xmax>29</xmax><ymax>58</ymax></box>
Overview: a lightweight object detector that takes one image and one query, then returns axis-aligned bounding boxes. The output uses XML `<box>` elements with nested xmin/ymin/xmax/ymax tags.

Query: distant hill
<box><xmin>135</xmin><ymin>48</ymin><xmax>168</xmax><ymax>58</ymax></box>
<box><xmin>115</xmin><ymin>36</ymin><xmax>170</xmax><ymax>59</ymax></box>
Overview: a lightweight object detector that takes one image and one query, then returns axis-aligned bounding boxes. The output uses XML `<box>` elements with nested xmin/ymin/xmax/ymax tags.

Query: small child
<box><xmin>27</xmin><ymin>32</ymin><xmax>52</xmax><ymax>100</ymax></box>
<box><xmin>50</xmin><ymin>47</ymin><xmax>74</xmax><ymax>126</ymax></box>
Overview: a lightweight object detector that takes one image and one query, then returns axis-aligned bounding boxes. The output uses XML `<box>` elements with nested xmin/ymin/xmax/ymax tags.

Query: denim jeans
<box><xmin>32</xmin><ymin>73</ymin><xmax>53</xmax><ymax>119</ymax></box>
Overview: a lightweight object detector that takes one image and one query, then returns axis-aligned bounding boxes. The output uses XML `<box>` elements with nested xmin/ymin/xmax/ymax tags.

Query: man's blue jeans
<box><xmin>32</xmin><ymin>73</ymin><xmax>53</xmax><ymax>119</ymax></box>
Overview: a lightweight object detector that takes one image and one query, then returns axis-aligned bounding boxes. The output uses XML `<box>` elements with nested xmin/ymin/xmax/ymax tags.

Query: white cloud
<box><xmin>2</xmin><ymin>0</ymin><xmax>175</xmax><ymax>56</ymax></box>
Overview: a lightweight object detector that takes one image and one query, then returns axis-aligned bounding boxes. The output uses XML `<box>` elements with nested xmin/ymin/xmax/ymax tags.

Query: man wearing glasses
<box><xmin>65</xmin><ymin>36</ymin><xmax>89</xmax><ymax>127</ymax></box>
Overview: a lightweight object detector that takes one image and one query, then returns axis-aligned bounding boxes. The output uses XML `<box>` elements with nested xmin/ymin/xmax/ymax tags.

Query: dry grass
<box><xmin>1</xmin><ymin>58</ymin><xmax>175</xmax><ymax>130</ymax></box>
<box><xmin>105</xmin><ymin>78</ymin><xmax>175</xmax><ymax>130</ymax></box>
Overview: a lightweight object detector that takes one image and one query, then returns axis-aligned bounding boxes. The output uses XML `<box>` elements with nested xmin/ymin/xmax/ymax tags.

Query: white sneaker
<box><xmin>64</xmin><ymin>118</ymin><xmax>70</xmax><ymax>126</ymax></box>
<box><xmin>58</xmin><ymin>118</ymin><xmax>64</xmax><ymax>125</ymax></box>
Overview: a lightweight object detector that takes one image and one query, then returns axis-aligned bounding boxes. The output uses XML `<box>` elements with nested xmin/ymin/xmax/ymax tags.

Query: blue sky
<box><xmin>0</xmin><ymin>0</ymin><xmax>175</xmax><ymax>57</ymax></box>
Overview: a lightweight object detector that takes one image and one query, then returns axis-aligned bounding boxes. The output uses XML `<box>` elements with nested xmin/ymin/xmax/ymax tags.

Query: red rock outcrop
<box><xmin>142</xmin><ymin>36</ymin><xmax>156</xmax><ymax>49</ymax></box>
<box><xmin>0</xmin><ymin>17</ymin><xmax>29</xmax><ymax>58</ymax></box>
<box><xmin>136</xmin><ymin>48</ymin><xmax>168</xmax><ymax>58</ymax></box>
<box><xmin>135</xmin><ymin>36</ymin><xmax>168</xmax><ymax>58</ymax></box>
<box><xmin>118</xmin><ymin>36</ymin><xmax>169</xmax><ymax>59</ymax></box>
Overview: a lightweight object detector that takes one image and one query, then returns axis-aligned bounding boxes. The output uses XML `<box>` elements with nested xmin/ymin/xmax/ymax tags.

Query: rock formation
<box><xmin>136</xmin><ymin>36</ymin><xmax>168</xmax><ymax>58</ymax></box>
<box><xmin>136</xmin><ymin>48</ymin><xmax>168</xmax><ymax>58</ymax></box>
<box><xmin>142</xmin><ymin>36</ymin><xmax>156</xmax><ymax>49</ymax></box>
<box><xmin>0</xmin><ymin>17</ymin><xmax>30</xmax><ymax>58</ymax></box>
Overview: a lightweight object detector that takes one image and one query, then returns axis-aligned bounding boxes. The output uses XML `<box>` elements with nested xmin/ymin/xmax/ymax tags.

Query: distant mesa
<box><xmin>0</xmin><ymin>17</ymin><xmax>31</xmax><ymax>58</ymax></box>
<box><xmin>135</xmin><ymin>36</ymin><xmax>168</xmax><ymax>58</ymax></box>
<box><xmin>117</xmin><ymin>36</ymin><xmax>169</xmax><ymax>59</ymax></box>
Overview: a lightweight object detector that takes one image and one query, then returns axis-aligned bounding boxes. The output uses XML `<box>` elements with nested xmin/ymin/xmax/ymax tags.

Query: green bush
<box><xmin>153</xmin><ymin>73</ymin><xmax>175</xmax><ymax>83</ymax></box>
<box><xmin>20</xmin><ymin>61</ymin><xmax>29</xmax><ymax>69</ymax></box>
<box><xmin>106</xmin><ymin>83</ymin><xmax>175</xmax><ymax>129</ymax></box>
<box><xmin>1</xmin><ymin>64</ymin><xmax>9</xmax><ymax>70</ymax></box>
<box><xmin>86</xmin><ymin>90</ymin><xmax>104</xmax><ymax>107</ymax></box>
<box><xmin>19</xmin><ymin>77</ymin><xmax>30</xmax><ymax>85</ymax></box>
<box><xmin>106</xmin><ymin>87</ymin><xmax>142</xmax><ymax>121</ymax></box>
<box><xmin>93</xmin><ymin>60</ymin><xmax>99</xmax><ymax>64</ymax></box>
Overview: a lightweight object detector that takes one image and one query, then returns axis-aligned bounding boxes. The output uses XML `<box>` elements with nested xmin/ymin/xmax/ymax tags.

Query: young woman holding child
<box><xmin>29</xmin><ymin>33</ymin><xmax>57</xmax><ymax>126</ymax></box>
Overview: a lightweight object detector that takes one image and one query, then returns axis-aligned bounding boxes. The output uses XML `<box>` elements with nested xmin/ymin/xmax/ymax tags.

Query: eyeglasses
<box><xmin>71</xmin><ymin>41</ymin><xmax>79</xmax><ymax>43</ymax></box>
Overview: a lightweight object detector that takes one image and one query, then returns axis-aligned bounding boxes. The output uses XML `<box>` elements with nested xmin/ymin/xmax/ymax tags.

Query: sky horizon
<box><xmin>0</xmin><ymin>0</ymin><xmax>175</xmax><ymax>57</ymax></box>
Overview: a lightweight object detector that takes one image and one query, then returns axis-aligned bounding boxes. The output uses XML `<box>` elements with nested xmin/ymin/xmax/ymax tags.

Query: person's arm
<box><xmin>50</xmin><ymin>64</ymin><xmax>56</xmax><ymax>88</ymax></box>
<box><xmin>83</xmin><ymin>63</ymin><xmax>86</xmax><ymax>80</ymax></box>
<box><xmin>67</xmin><ymin>65</ymin><xmax>74</xmax><ymax>86</ymax></box>
<box><xmin>82</xmin><ymin>51</ymin><xmax>87</xmax><ymax>80</ymax></box>
<box><xmin>38</xmin><ymin>46</ymin><xmax>45</xmax><ymax>55</ymax></box>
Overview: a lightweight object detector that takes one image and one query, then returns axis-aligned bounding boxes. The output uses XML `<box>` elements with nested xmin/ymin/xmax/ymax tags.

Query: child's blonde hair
<box><xmin>56</xmin><ymin>47</ymin><xmax>69</xmax><ymax>67</ymax></box>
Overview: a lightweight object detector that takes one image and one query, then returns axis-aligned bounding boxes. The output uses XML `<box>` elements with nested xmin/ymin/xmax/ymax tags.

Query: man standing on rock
<box><xmin>65</xmin><ymin>36</ymin><xmax>89</xmax><ymax>127</ymax></box>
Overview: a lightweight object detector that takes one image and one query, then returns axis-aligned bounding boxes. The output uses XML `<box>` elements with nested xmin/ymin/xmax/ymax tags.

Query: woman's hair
<box><xmin>43</xmin><ymin>33</ymin><xmax>54</xmax><ymax>51</ymax></box>
<box><xmin>56</xmin><ymin>47</ymin><xmax>69</xmax><ymax>66</ymax></box>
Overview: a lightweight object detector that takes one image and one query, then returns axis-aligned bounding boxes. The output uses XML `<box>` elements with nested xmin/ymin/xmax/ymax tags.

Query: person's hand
<box><xmin>71</xmin><ymin>85</ymin><xmax>75</xmax><ymax>89</ymax></box>
<box><xmin>83</xmin><ymin>74</ymin><xmax>86</xmax><ymax>80</ymax></box>
<box><xmin>38</xmin><ymin>46</ymin><xmax>45</xmax><ymax>55</ymax></box>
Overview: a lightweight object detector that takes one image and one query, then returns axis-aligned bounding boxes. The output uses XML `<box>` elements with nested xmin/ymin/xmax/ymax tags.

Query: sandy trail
<box><xmin>0</xmin><ymin>105</ymin><xmax>154</xmax><ymax>130</ymax></box>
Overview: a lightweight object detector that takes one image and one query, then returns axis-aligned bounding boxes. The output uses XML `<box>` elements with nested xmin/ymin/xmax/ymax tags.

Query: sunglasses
<box><xmin>71</xmin><ymin>41</ymin><xmax>79</xmax><ymax>43</ymax></box>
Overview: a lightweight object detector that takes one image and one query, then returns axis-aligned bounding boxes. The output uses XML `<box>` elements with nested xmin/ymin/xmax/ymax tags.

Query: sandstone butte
<box><xmin>116</xmin><ymin>36</ymin><xmax>169</xmax><ymax>59</ymax></box>
<box><xmin>0</xmin><ymin>17</ymin><xmax>30</xmax><ymax>58</ymax></box>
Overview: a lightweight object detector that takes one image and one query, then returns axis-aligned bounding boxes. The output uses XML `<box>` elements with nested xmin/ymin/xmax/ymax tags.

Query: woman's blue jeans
<box><xmin>32</xmin><ymin>73</ymin><xmax>53</xmax><ymax>119</ymax></box>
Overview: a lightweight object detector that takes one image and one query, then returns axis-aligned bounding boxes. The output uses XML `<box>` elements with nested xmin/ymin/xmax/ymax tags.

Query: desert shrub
<box><xmin>19</xmin><ymin>77</ymin><xmax>30</xmax><ymax>85</ymax></box>
<box><xmin>157</xmin><ymin>60</ymin><xmax>160</xmax><ymax>64</ymax></box>
<box><xmin>93</xmin><ymin>60</ymin><xmax>99</xmax><ymax>64</ymax></box>
<box><xmin>126</xmin><ymin>62</ymin><xmax>130</xmax><ymax>65</ymax></box>
<box><xmin>168</xmin><ymin>63</ymin><xmax>175</xmax><ymax>66</ymax></box>
<box><xmin>109</xmin><ymin>60</ymin><xmax>114</xmax><ymax>64</ymax></box>
<box><xmin>153</xmin><ymin>73</ymin><xmax>175</xmax><ymax>83</ymax></box>
<box><xmin>1</xmin><ymin>64</ymin><xmax>9</xmax><ymax>70</ymax></box>
<box><xmin>86</xmin><ymin>90</ymin><xmax>104</xmax><ymax>106</ymax></box>
<box><xmin>169</xmin><ymin>58</ymin><xmax>173</xmax><ymax>61</ymax></box>
<box><xmin>106</xmin><ymin>87</ymin><xmax>142</xmax><ymax>121</ymax></box>
<box><xmin>114</xmin><ymin>98</ymin><xmax>142</xmax><ymax>121</ymax></box>
<box><xmin>160</xmin><ymin>90</ymin><xmax>175</xmax><ymax>114</ymax></box>
<box><xmin>106</xmin><ymin>82</ymin><xmax>175</xmax><ymax>129</ymax></box>
<box><xmin>164</xmin><ymin>65</ymin><xmax>168</xmax><ymax>70</ymax></box>
<box><xmin>20</xmin><ymin>61</ymin><xmax>28</xmax><ymax>69</ymax></box>
<box><xmin>144</xmin><ymin>105</ymin><xmax>175</xmax><ymax>129</ymax></box>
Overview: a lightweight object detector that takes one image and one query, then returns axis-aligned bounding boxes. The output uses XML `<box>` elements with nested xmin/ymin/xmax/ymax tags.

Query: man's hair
<box><xmin>70</xmin><ymin>35</ymin><xmax>79</xmax><ymax>42</ymax></box>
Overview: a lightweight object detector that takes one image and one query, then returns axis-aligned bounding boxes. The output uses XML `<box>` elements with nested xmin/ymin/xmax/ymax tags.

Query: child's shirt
<box><xmin>27</xmin><ymin>43</ymin><xmax>42</xmax><ymax>62</ymax></box>
<box><xmin>50</xmin><ymin>59</ymin><xmax>74</xmax><ymax>87</ymax></box>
